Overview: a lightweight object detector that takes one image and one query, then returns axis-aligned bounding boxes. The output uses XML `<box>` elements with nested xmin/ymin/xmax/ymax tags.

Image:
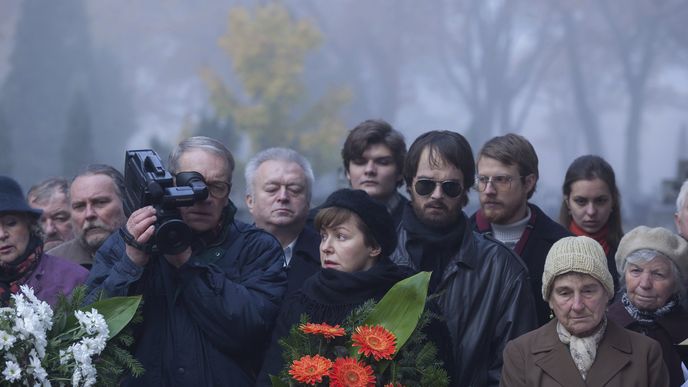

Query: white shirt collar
<box><xmin>283</xmin><ymin>238</ymin><xmax>298</xmax><ymax>267</ymax></box>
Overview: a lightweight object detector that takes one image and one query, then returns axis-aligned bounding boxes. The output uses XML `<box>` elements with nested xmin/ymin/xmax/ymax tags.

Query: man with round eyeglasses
<box><xmin>390</xmin><ymin>130</ymin><xmax>537</xmax><ymax>387</ymax></box>
<box><xmin>471</xmin><ymin>133</ymin><xmax>571</xmax><ymax>326</ymax></box>
<box><xmin>85</xmin><ymin>136</ymin><xmax>286</xmax><ymax>386</ymax></box>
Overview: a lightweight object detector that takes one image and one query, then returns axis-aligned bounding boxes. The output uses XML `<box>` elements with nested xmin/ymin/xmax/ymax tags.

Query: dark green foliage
<box><xmin>274</xmin><ymin>300</ymin><xmax>449</xmax><ymax>386</ymax></box>
<box><xmin>194</xmin><ymin>114</ymin><xmax>239</xmax><ymax>152</ymax></box>
<box><xmin>0</xmin><ymin>108</ymin><xmax>12</xmax><ymax>174</ymax></box>
<box><xmin>50</xmin><ymin>286</ymin><xmax>144</xmax><ymax>385</ymax></box>
<box><xmin>62</xmin><ymin>92</ymin><xmax>95</xmax><ymax>176</ymax></box>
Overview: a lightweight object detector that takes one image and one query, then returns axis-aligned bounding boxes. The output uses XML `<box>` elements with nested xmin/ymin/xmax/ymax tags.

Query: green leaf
<box><xmin>66</xmin><ymin>296</ymin><xmax>142</xmax><ymax>339</ymax></box>
<box><xmin>269</xmin><ymin>374</ymin><xmax>289</xmax><ymax>387</ymax></box>
<box><xmin>361</xmin><ymin>272</ymin><xmax>430</xmax><ymax>354</ymax></box>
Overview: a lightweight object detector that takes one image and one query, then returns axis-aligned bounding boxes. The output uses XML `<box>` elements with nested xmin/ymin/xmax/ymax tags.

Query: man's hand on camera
<box><xmin>125</xmin><ymin>206</ymin><xmax>157</xmax><ymax>267</ymax></box>
<box><xmin>164</xmin><ymin>247</ymin><xmax>192</xmax><ymax>268</ymax></box>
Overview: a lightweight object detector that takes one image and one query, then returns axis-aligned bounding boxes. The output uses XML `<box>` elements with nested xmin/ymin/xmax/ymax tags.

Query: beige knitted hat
<box><xmin>615</xmin><ymin>226</ymin><xmax>688</xmax><ymax>280</ymax></box>
<box><xmin>542</xmin><ymin>236</ymin><xmax>614</xmax><ymax>301</ymax></box>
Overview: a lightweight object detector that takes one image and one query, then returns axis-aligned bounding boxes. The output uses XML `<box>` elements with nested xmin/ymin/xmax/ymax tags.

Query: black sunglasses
<box><xmin>414</xmin><ymin>179</ymin><xmax>463</xmax><ymax>198</ymax></box>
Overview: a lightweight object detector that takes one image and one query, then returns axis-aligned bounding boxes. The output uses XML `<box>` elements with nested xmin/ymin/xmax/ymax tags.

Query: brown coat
<box><xmin>501</xmin><ymin>319</ymin><xmax>670</xmax><ymax>387</ymax></box>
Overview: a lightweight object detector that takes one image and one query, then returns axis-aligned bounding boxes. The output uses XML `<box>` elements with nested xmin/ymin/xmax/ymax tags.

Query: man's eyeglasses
<box><xmin>206</xmin><ymin>181</ymin><xmax>231</xmax><ymax>198</ymax></box>
<box><xmin>414</xmin><ymin>179</ymin><xmax>463</xmax><ymax>198</ymax></box>
<box><xmin>474</xmin><ymin>175</ymin><xmax>523</xmax><ymax>192</ymax></box>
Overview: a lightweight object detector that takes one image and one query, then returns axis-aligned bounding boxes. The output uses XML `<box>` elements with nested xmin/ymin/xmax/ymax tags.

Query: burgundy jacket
<box><xmin>21</xmin><ymin>253</ymin><xmax>89</xmax><ymax>307</ymax></box>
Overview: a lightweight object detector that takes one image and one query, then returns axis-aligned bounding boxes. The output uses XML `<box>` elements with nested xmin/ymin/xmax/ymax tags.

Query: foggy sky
<box><xmin>1</xmin><ymin>0</ymin><xmax>686</xmax><ymax>229</ymax></box>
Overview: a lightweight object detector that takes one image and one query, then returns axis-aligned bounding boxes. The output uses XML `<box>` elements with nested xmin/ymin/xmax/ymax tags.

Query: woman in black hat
<box><xmin>0</xmin><ymin>175</ymin><xmax>88</xmax><ymax>306</ymax></box>
<box><xmin>257</xmin><ymin>189</ymin><xmax>412</xmax><ymax>384</ymax></box>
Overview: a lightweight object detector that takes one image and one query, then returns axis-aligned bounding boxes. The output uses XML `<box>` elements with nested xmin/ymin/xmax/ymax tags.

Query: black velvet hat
<box><xmin>320</xmin><ymin>189</ymin><xmax>397</xmax><ymax>257</ymax></box>
<box><xmin>0</xmin><ymin>175</ymin><xmax>42</xmax><ymax>218</ymax></box>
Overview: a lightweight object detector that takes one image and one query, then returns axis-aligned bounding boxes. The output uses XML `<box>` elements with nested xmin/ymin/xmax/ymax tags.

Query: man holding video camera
<box><xmin>85</xmin><ymin>136</ymin><xmax>286</xmax><ymax>386</ymax></box>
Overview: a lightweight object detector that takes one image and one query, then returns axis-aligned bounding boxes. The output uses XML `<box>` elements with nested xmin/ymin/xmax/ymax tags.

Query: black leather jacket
<box><xmin>391</xmin><ymin>213</ymin><xmax>538</xmax><ymax>387</ymax></box>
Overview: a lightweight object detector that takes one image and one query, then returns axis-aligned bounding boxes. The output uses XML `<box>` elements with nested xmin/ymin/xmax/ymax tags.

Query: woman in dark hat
<box><xmin>257</xmin><ymin>189</ymin><xmax>411</xmax><ymax>384</ymax></box>
<box><xmin>0</xmin><ymin>175</ymin><xmax>88</xmax><ymax>306</ymax></box>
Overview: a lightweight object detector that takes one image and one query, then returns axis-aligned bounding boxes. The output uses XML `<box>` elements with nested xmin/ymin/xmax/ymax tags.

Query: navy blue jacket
<box><xmin>284</xmin><ymin>225</ymin><xmax>321</xmax><ymax>298</ymax></box>
<box><xmin>85</xmin><ymin>218</ymin><xmax>286</xmax><ymax>386</ymax></box>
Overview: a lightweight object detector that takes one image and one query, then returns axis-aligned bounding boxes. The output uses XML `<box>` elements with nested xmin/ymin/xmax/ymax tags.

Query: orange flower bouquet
<box><xmin>271</xmin><ymin>272</ymin><xmax>449</xmax><ymax>387</ymax></box>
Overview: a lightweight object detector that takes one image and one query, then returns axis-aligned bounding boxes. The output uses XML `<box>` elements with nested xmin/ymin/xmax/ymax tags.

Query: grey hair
<box><xmin>168</xmin><ymin>136</ymin><xmax>235</xmax><ymax>181</ymax></box>
<box><xmin>244</xmin><ymin>147</ymin><xmax>314</xmax><ymax>201</ymax></box>
<box><xmin>27</xmin><ymin>177</ymin><xmax>69</xmax><ymax>204</ymax></box>
<box><xmin>73</xmin><ymin>164</ymin><xmax>125</xmax><ymax>203</ymax></box>
<box><xmin>677</xmin><ymin>180</ymin><xmax>688</xmax><ymax>214</ymax></box>
<box><xmin>620</xmin><ymin>248</ymin><xmax>686</xmax><ymax>307</ymax></box>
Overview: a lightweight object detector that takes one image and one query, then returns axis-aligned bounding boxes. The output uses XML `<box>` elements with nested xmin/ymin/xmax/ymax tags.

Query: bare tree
<box><xmin>431</xmin><ymin>0</ymin><xmax>559</xmax><ymax>146</ymax></box>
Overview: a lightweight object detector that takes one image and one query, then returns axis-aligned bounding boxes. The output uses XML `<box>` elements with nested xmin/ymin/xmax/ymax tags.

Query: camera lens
<box><xmin>156</xmin><ymin>218</ymin><xmax>193</xmax><ymax>255</ymax></box>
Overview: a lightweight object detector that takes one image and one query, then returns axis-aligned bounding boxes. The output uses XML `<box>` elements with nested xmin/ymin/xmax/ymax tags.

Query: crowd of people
<box><xmin>1</xmin><ymin>120</ymin><xmax>687</xmax><ymax>386</ymax></box>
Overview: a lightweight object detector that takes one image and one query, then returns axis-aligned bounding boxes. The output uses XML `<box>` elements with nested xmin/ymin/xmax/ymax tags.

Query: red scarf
<box><xmin>0</xmin><ymin>236</ymin><xmax>43</xmax><ymax>305</ymax></box>
<box><xmin>569</xmin><ymin>221</ymin><xmax>610</xmax><ymax>255</ymax></box>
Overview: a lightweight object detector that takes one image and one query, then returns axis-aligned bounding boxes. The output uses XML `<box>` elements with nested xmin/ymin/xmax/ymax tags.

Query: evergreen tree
<box><xmin>194</xmin><ymin>114</ymin><xmax>239</xmax><ymax>152</ymax></box>
<box><xmin>62</xmin><ymin>92</ymin><xmax>94</xmax><ymax>176</ymax></box>
<box><xmin>0</xmin><ymin>108</ymin><xmax>12</xmax><ymax>174</ymax></box>
<box><xmin>0</xmin><ymin>0</ymin><xmax>135</xmax><ymax>186</ymax></box>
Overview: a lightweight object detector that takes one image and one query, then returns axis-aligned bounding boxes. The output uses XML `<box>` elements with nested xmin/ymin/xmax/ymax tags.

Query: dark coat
<box><xmin>284</xmin><ymin>225</ymin><xmax>321</xmax><ymax>298</ymax></box>
<box><xmin>501</xmin><ymin>318</ymin><xmax>670</xmax><ymax>387</ymax></box>
<box><xmin>85</xmin><ymin>218</ymin><xmax>286</xmax><ymax>387</ymax></box>
<box><xmin>471</xmin><ymin>203</ymin><xmax>572</xmax><ymax>326</ymax></box>
<box><xmin>257</xmin><ymin>257</ymin><xmax>410</xmax><ymax>386</ymax></box>
<box><xmin>48</xmin><ymin>237</ymin><xmax>94</xmax><ymax>268</ymax></box>
<box><xmin>607</xmin><ymin>299</ymin><xmax>688</xmax><ymax>387</ymax></box>
<box><xmin>392</xmin><ymin>211</ymin><xmax>538</xmax><ymax>387</ymax></box>
<box><xmin>23</xmin><ymin>253</ymin><xmax>88</xmax><ymax>306</ymax></box>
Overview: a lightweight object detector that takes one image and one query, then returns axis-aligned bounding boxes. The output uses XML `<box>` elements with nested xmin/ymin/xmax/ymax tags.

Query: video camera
<box><xmin>123</xmin><ymin>149</ymin><xmax>208</xmax><ymax>254</ymax></box>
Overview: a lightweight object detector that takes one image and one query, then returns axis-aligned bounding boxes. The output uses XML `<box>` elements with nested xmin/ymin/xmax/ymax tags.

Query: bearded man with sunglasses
<box><xmin>85</xmin><ymin>136</ymin><xmax>286</xmax><ymax>386</ymax></box>
<box><xmin>390</xmin><ymin>131</ymin><xmax>537</xmax><ymax>387</ymax></box>
<box><xmin>470</xmin><ymin>133</ymin><xmax>571</xmax><ymax>326</ymax></box>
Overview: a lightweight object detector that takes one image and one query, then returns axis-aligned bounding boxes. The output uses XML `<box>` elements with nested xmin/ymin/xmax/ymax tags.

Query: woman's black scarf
<box><xmin>297</xmin><ymin>256</ymin><xmax>410</xmax><ymax>324</ymax></box>
<box><xmin>0</xmin><ymin>234</ymin><xmax>43</xmax><ymax>305</ymax></box>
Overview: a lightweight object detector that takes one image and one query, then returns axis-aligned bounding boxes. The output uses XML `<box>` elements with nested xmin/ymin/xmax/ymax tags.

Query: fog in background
<box><xmin>1</xmin><ymin>0</ymin><xmax>687</xmax><ymax>229</ymax></box>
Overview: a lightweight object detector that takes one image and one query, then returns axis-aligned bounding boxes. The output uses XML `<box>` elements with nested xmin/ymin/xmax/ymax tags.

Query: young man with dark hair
<box><xmin>341</xmin><ymin>119</ymin><xmax>407</xmax><ymax>225</ymax></box>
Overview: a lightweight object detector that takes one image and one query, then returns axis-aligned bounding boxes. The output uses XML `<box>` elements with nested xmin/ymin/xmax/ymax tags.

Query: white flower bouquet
<box><xmin>0</xmin><ymin>285</ymin><xmax>142</xmax><ymax>386</ymax></box>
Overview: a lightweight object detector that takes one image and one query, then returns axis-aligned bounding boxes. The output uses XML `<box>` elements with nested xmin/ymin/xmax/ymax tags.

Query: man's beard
<box><xmin>413</xmin><ymin>199</ymin><xmax>460</xmax><ymax>229</ymax></box>
<box><xmin>79</xmin><ymin>221</ymin><xmax>114</xmax><ymax>253</ymax></box>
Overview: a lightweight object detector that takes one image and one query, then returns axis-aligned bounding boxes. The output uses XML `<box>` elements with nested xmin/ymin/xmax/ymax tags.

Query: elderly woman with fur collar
<box><xmin>607</xmin><ymin>226</ymin><xmax>688</xmax><ymax>387</ymax></box>
<box><xmin>501</xmin><ymin>236</ymin><xmax>669</xmax><ymax>387</ymax></box>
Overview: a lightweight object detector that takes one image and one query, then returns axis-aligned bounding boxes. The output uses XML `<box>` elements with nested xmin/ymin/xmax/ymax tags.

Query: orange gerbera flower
<box><xmin>351</xmin><ymin>325</ymin><xmax>397</xmax><ymax>361</ymax></box>
<box><xmin>329</xmin><ymin>357</ymin><xmax>376</xmax><ymax>387</ymax></box>
<box><xmin>300</xmin><ymin>322</ymin><xmax>346</xmax><ymax>340</ymax></box>
<box><xmin>288</xmin><ymin>354</ymin><xmax>333</xmax><ymax>385</ymax></box>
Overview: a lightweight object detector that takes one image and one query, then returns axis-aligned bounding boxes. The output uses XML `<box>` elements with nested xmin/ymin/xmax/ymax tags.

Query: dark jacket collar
<box><xmin>293</xmin><ymin>225</ymin><xmax>320</xmax><ymax>265</ymax></box>
<box><xmin>472</xmin><ymin>203</ymin><xmax>567</xmax><ymax>240</ymax></box>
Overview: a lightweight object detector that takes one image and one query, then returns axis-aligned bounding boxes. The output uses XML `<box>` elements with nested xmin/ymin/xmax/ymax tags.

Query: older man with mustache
<box><xmin>390</xmin><ymin>130</ymin><xmax>537</xmax><ymax>386</ymax></box>
<box><xmin>48</xmin><ymin>164</ymin><xmax>126</xmax><ymax>268</ymax></box>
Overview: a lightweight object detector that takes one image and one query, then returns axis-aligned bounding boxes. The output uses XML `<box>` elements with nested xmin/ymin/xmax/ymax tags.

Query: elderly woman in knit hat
<box><xmin>501</xmin><ymin>235</ymin><xmax>669</xmax><ymax>387</ymax></box>
<box><xmin>607</xmin><ymin>226</ymin><xmax>688</xmax><ymax>387</ymax></box>
<box><xmin>0</xmin><ymin>176</ymin><xmax>88</xmax><ymax>306</ymax></box>
<box><xmin>257</xmin><ymin>189</ymin><xmax>412</xmax><ymax>383</ymax></box>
